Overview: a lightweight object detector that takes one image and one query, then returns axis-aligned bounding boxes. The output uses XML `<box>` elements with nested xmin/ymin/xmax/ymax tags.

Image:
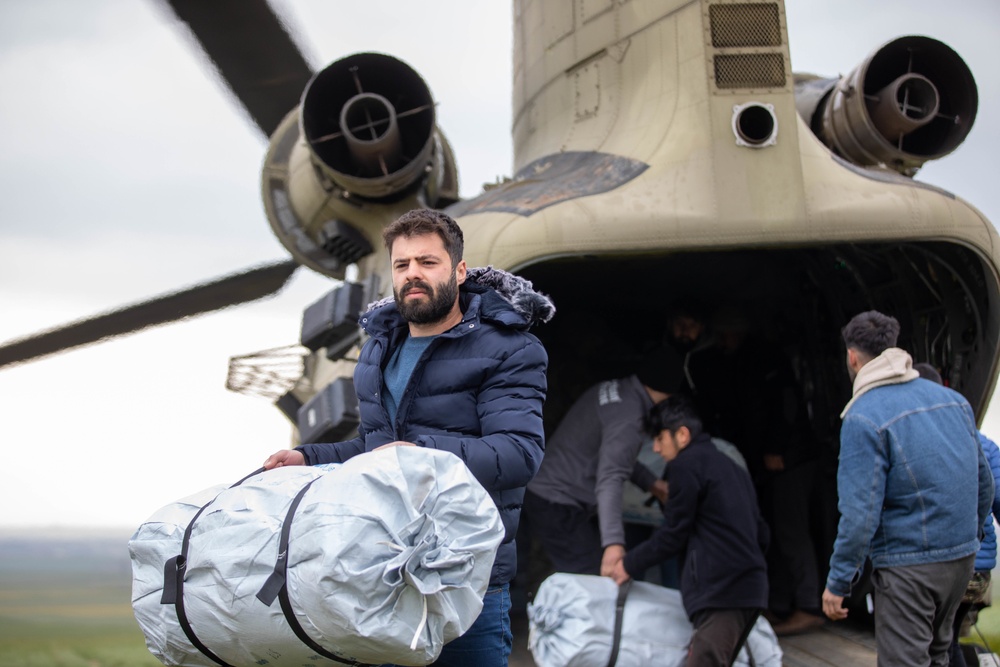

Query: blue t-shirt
<box><xmin>383</xmin><ymin>334</ymin><xmax>435</xmax><ymax>425</ymax></box>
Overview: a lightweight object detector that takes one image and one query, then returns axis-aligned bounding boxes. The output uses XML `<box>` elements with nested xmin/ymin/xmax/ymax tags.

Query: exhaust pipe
<box><xmin>795</xmin><ymin>36</ymin><xmax>977</xmax><ymax>175</ymax></box>
<box><xmin>867</xmin><ymin>73</ymin><xmax>939</xmax><ymax>142</ymax></box>
<box><xmin>338</xmin><ymin>92</ymin><xmax>404</xmax><ymax>176</ymax></box>
<box><xmin>300</xmin><ymin>53</ymin><xmax>437</xmax><ymax>199</ymax></box>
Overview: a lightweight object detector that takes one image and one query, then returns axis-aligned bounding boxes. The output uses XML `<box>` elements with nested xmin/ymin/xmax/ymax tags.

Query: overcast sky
<box><xmin>0</xmin><ymin>0</ymin><xmax>997</xmax><ymax>530</ymax></box>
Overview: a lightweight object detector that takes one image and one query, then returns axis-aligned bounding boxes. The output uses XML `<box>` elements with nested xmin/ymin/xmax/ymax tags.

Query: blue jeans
<box><xmin>379</xmin><ymin>584</ymin><xmax>512</xmax><ymax>667</ymax></box>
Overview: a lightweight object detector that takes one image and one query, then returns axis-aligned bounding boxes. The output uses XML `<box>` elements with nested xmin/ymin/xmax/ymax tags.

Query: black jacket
<box><xmin>298</xmin><ymin>267</ymin><xmax>553</xmax><ymax>586</ymax></box>
<box><xmin>622</xmin><ymin>432</ymin><xmax>769</xmax><ymax>618</ymax></box>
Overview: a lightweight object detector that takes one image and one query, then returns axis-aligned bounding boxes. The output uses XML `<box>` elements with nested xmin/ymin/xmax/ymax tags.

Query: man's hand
<box><xmin>822</xmin><ymin>587</ymin><xmax>848</xmax><ymax>621</ymax></box>
<box><xmin>263</xmin><ymin>449</ymin><xmax>305</xmax><ymax>469</ymax></box>
<box><xmin>650</xmin><ymin>479</ymin><xmax>669</xmax><ymax>504</ymax></box>
<box><xmin>609</xmin><ymin>558</ymin><xmax>631</xmax><ymax>585</ymax></box>
<box><xmin>373</xmin><ymin>441</ymin><xmax>417</xmax><ymax>451</ymax></box>
<box><xmin>600</xmin><ymin>544</ymin><xmax>625</xmax><ymax>578</ymax></box>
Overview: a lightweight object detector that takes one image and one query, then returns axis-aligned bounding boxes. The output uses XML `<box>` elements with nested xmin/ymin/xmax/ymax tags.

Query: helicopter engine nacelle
<box><xmin>794</xmin><ymin>36</ymin><xmax>977</xmax><ymax>176</ymax></box>
<box><xmin>262</xmin><ymin>53</ymin><xmax>459</xmax><ymax>281</ymax></box>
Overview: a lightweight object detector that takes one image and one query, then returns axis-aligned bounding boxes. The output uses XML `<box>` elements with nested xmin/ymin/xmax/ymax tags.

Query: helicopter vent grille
<box><xmin>707</xmin><ymin>2</ymin><xmax>788</xmax><ymax>91</ymax></box>
<box><xmin>226</xmin><ymin>345</ymin><xmax>308</xmax><ymax>401</ymax></box>
<box><xmin>319</xmin><ymin>219</ymin><xmax>374</xmax><ymax>265</ymax></box>
<box><xmin>714</xmin><ymin>53</ymin><xmax>786</xmax><ymax>90</ymax></box>
<box><xmin>709</xmin><ymin>3</ymin><xmax>782</xmax><ymax>48</ymax></box>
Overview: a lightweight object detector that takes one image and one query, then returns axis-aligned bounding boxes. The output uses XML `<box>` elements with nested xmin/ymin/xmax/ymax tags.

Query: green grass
<box><xmin>0</xmin><ymin>569</ymin><xmax>162</xmax><ymax>667</ymax></box>
<box><xmin>0</xmin><ymin>629</ymin><xmax>161</xmax><ymax>667</ymax></box>
<box><xmin>0</xmin><ymin>586</ymin><xmax>160</xmax><ymax>667</ymax></box>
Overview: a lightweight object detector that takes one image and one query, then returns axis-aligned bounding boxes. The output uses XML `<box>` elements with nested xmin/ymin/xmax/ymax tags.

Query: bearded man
<box><xmin>264</xmin><ymin>208</ymin><xmax>553</xmax><ymax>667</ymax></box>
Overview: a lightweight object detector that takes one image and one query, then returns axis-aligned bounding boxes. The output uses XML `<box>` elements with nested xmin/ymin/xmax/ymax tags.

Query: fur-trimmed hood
<box><xmin>366</xmin><ymin>265</ymin><xmax>555</xmax><ymax>328</ymax></box>
<box><xmin>464</xmin><ymin>266</ymin><xmax>555</xmax><ymax>326</ymax></box>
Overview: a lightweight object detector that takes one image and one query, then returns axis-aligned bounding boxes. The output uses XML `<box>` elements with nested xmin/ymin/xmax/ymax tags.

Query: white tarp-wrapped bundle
<box><xmin>528</xmin><ymin>573</ymin><xmax>782</xmax><ymax>667</ymax></box>
<box><xmin>130</xmin><ymin>447</ymin><xmax>504</xmax><ymax>667</ymax></box>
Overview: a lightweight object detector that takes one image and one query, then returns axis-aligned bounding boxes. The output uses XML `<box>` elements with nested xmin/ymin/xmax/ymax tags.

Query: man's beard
<box><xmin>394</xmin><ymin>272</ymin><xmax>459</xmax><ymax>325</ymax></box>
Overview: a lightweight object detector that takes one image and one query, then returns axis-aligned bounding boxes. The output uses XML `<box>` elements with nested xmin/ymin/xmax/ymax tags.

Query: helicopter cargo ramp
<box><xmin>778</xmin><ymin>622</ymin><xmax>877</xmax><ymax>666</ymax></box>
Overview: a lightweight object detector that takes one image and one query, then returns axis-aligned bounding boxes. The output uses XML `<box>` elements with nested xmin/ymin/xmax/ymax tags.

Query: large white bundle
<box><xmin>527</xmin><ymin>573</ymin><xmax>782</xmax><ymax>667</ymax></box>
<box><xmin>130</xmin><ymin>466</ymin><xmax>325</xmax><ymax>667</ymax></box>
<box><xmin>130</xmin><ymin>447</ymin><xmax>505</xmax><ymax>667</ymax></box>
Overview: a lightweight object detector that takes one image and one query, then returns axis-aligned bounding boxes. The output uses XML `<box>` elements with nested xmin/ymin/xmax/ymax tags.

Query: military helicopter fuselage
<box><xmin>250</xmin><ymin>1</ymin><xmax>997</xmax><ymax>642</ymax></box>
<box><xmin>266</xmin><ymin>0</ymin><xmax>994</xmax><ymax>440</ymax></box>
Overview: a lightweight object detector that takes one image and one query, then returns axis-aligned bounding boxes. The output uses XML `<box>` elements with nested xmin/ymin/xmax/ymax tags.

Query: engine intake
<box><xmin>301</xmin><ymin>53</ymin><xmax>437</xmax><ymax>199</ymax></box>
<box><xmin>795</xmin><ymin>36</ymin><xmax>978</xmax><ymax>175</ymax></box>
<box><xmin>261</xmin><ymin>51</ymin><xmax>459</xmax><ymax>281</ymax></box>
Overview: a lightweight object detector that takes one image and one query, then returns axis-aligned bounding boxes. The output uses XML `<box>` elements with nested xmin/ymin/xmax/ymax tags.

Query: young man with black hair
<box><xmin>264</xmin><ymin>209</ymin><xmax>553</xmax><ymax>667</ymax></box>
<box><xmin>823</xmin><ymin>311</ymin><xmax>993</xmax><ymax>667</ymax></box>
<box><xmin>609</xmin><ymin>395</ymin><xmax>769</xmax><ymax>666</ymax></box>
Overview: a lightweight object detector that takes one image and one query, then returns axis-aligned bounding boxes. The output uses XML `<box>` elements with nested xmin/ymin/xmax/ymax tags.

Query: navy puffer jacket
<box><xmin>298</xmin><ymin>267</ymin><xmax>553</xmax><ymax>586</ymax></box>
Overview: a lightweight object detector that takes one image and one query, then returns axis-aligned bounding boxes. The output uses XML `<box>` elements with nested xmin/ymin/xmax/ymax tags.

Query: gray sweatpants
<box><xmin>872</xmin><ymin>554</ymin><xmax>975</xmax><ymax>667</ymax></box>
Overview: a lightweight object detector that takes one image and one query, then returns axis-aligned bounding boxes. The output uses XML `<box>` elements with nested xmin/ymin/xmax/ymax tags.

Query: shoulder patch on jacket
<box><xmin>598</xmin><ymin>380</ymin><xmax>622</xmax><ymax>406</ymax></box>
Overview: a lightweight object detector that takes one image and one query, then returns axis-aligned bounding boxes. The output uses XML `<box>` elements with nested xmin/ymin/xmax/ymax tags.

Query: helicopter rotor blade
<box><xmin>157</xmin><ymin>0</ymin><xmax>315</xmax><ymax>137</ymax></box>
<box><xmin>0</xmin><ymin>260</ymin><xmax>300</xmax><ymax>369</ymax></box>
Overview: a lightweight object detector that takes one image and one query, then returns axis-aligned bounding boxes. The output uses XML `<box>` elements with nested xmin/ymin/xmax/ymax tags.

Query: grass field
<box><xmin>0</xmin><ymin>530</ymin><xmax>162</xmax><ymax>667</ymax></box>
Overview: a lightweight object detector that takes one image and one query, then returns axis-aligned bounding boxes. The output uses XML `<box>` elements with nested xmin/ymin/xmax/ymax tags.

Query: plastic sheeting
<box><xmin>130</xmin><ymin>446</ymin><xmax>504</xmax><ymax>667</ymax></box>
<box><xmin>528</xmin><ymin>573</ymin><xmax>782</xmax><ymax>667</ymax></box>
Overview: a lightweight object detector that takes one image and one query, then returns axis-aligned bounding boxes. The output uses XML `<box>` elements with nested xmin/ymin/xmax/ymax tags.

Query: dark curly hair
<box><xmin>383</xmin><ymin>209</ymin><xmax>464</xmax><ymax>267</ymax></box>
<box><xmin>841</xmin><ymin>310</ymin><xmax>900</xmax><ymax>358</ymax></box>
<box><xmin>646</xmin><ymin>394</ymin><xmax>703</xmax><ymax>440</ymax></box>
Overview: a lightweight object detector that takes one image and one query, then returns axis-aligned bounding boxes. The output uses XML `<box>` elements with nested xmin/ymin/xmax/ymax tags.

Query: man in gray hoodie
<box><xmin>523</xmin><ymin>347</ymin><xmax>683</xmax><ymax>578</ymax></box>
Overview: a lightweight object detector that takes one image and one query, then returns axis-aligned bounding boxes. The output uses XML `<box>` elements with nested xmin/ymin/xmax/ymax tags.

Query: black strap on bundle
<box><xmin>255</xmin><ymin>477</ymin><xmax>317</xmax><ymax>606</ymax></box>
<box><xmin>728</xmin><ymin>608</ymin><xmax>762</xmax><ymax>667</ymax></box>
<box><xmin>159</xmin><ymin>467</ymin><xmax>265</xmax><ymax>667</ymax></box>
<box><xmin>256</xmin><ymin>477</ymin><xmax>371</xmax><ymax>666</ymax></box>
<box><xmin>606</xmin><ymin>579</ymin><xmax>633</xmax><ymax>667</ymax></box>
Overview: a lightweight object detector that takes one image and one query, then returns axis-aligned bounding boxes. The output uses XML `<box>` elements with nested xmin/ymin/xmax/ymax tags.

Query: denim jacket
<box><xmin>826</xmin><ymin>349</ymin><xmax>994</xmax><ymax>597</ymax></box>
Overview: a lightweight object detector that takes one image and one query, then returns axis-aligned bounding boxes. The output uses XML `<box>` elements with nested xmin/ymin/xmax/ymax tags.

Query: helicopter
<box><xmin>0</xmin><ymin>0</ymin><xmax>999</xmax><ymax>659</ymax></box>
<box><xmin>196</xmin><ymin>0</ymin><xmax>1000</xmax><ymax>462</ymax></box>
<box><xmin>1</xmin><ymin>0</ymin><xmax>997</xmax><ymax>416</ymax></box>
